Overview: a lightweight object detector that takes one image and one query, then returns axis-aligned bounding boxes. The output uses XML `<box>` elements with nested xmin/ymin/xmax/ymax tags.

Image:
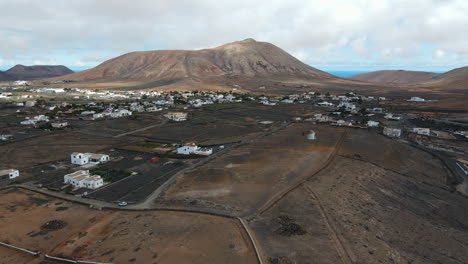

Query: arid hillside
<box><xmin>349</xmin><ymin>70</ymin><xmax>439</xmax><ymax>84</ymax></box>
<box><xmin>420</xmin><ymin>66</ymin><xmax>468</xmax><ymax>90</ymax></box>
<box><xmin>49</xmin><ymin>39</ymin><xmax>335</xmax><ymax>84</ymax></box>
<box><xmin>5</xmin><ymin>65</ymin><xmax>73</xmax><ymax>80</ymax></box>
<box><xmin>0</xmin><ymin>71</ymin><xmax>15</xmax><ymax>81</ymax></box>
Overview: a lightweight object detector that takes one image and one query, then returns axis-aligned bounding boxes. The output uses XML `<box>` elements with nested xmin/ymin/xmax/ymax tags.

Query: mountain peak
<box><xmin>240</xmin><ymin>38</ymin><xmax>256</xmax><ymax>43</ymax></box>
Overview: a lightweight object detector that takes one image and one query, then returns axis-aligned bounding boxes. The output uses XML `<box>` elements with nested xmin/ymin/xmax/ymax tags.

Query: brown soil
<box><xmin>162</xmin><ymin>124</ymin><xmax>343</xmax><ymax>215</ymax></box>
<box><xmin>0</xmin><ymin>188</ymin><xmax>257</xmax><ymax>264</ymax></box>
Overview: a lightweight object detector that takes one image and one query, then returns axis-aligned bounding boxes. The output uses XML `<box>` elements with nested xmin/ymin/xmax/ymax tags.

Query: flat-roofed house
<box><xmin>64</xmin><ymin>170</ymin><xmax>104</xmax><ymax>189</ymax></box>
<box><xmin>383</xmin><ymin>127</ymin><xmax>402</xmax><ymax>137</ymax></box>
<box><xmin>412</xmin><ymin>127</ymin><xmax>430</xmax><ymax>136</ymax></box>
<box><xmin>0</xmin><ymin>169</ymin><xmax>19</xmax><ymax>180</ymax></box>
<box><xmin>71</xmin><ymin>152</ymin><xmax>110</xmax><ymax>166</ymax></box>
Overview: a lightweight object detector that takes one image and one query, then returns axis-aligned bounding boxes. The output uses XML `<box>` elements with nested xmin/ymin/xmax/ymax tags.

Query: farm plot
<box><xmin>87</xmin><ymin>160</ymin><xmax>186</xmax><ymax>202</ymax></box>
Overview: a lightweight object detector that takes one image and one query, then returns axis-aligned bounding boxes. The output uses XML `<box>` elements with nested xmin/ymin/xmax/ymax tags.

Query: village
<box><xmin>1</xmin><ymin>83</ymin><xmax>468</xmax><ymax>204</ymax></box>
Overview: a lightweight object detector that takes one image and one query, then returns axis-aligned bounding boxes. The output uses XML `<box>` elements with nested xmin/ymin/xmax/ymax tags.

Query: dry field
<box><xmin>0</xmin><ymin>188</ymin><xmax>257</xmax><ymax>264</ymax></box>
<box><xmin>0</xmin><ymin>132</ymin><xmax>123</xmax><ymax>170</ymax></box>
<box><xmin>161</xmin><ymin>124</ymin><xmax>344</xmax><ymax>215</ymax></box>
<box><xmin>303</xmin><ymin>129</ymin><xmax>468</xmax><ymax>264</ymax></box>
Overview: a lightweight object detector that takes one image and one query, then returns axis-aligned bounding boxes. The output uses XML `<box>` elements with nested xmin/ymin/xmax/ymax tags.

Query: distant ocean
<box><xmin>326</xmin><ymin>71</ymin><xmax>369</xmax><ymax>78</ymax></box>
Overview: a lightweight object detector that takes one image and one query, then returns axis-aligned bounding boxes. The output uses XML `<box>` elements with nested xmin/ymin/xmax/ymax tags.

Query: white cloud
<box><xmin>0</xmin><ymin>0</ymin><xmax>467</xmax><ymax>71</ymax></box>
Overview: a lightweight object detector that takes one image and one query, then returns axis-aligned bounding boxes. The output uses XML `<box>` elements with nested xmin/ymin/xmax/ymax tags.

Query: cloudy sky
<box><xmin>0</xmin><ymin>0</ymin><xmax>467</xmax><ymax>73</ymax></box>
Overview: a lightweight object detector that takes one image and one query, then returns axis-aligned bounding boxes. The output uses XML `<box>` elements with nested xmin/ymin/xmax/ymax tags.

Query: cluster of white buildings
<box><xmin>71</xmin><ymin>152</ymin><xmax>110</xmax><ymax>166</ymax></box>
<box><xmin>90</xmin><ymin>109</ymin><xmax>133</xmax><ymax>120</ymax></box>
<box><xmin>177</xmin><ymin>142</ymin><xmax>213</xmax><ymax>156</ymax></box>
<box><xmin>61</xmin><ymin>152</ymin><xmax>111</xmax><ymax>189</ymax></box>
<box><xmin>20</xmin><ymin>115</ymin><xmax>49</xmax><ymax>125</ymax></box>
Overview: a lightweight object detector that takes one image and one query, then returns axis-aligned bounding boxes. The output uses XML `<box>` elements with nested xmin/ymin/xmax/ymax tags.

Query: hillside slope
<box><xmin>349</xmin><ymin>70</ymin><xmax>439</xmax><ymax>84</ymax></box>
<box><xmin>0</xmin><ymin>71</ymin><xmax>15</xmax><ymax>81</ymax></box>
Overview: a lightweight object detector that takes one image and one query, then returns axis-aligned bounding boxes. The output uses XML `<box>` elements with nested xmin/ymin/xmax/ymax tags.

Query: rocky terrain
<box><xmin>5</xmin><ymin>65</ymin><xmax>73</xmax><ymax>80</ymax></box>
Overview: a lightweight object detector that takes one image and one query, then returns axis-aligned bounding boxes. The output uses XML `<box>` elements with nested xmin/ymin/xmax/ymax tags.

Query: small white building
<box><xmin>367</xmin><ymin>121</ymin><xmax>380</xmax><ymax>127</ymax></box>
<box><xmin>307</xmin><ymin>130</ymin><xmax>316</xmax><ymax>140</ymax></box>
<box><xmin>177</xmin><ymin>143</ymin><xmax>198</xmax><ymax>155</ymax></box>
<box><xmin>64</xmin><ymin>170</ymin><xmax>104</xmax><ymax>189</ymax></box>
<box><xmin>317</xmin><ymin>101</ymin><xmax>334</xmax><ymax>107</ymax></box>
<box><xmin>194</xmin><ymin>147</ymin><xmax>213</xmax><ymax>156</ymax></box>
<box><xmin>383</xmin><ymin>127</ymin><xmax>402</xmax><ymax>137</ymax></box>
<box><xmin>71</xmin><ymin>152</ymin><xmax>110</xmax><ymax>166</ymax></box>
<box><xmin>165</xmin><ymin>112</ymin><xmax>187</xmax><ymax>122</ymax></box>
<box><xmin>408</xmin><ymin>97</ymin><xmax>425</xmax><ymax>102</ymax></box>
<box><xmin>412</xmin><ymin>127</ymin><xmax>430</xmax><ymax>136</ymax></box>
<box><xmin>13</xmin><ymin>80</ymin><xmax>30</xmax><ymax>86</ymax></box>
<box><xmin>51</xmin><ymin>121</ymin><xmax>68</xmax><ymax>128</ymax></box>
<box><xmin>177</xmin><ymin>143</ymin><xmax>212</xmax><ymax>155</ymax></box>
<box><xmin>0</xmin><ymin>169</ymin><xmax>19</xmax><ymax>180</ymax></box>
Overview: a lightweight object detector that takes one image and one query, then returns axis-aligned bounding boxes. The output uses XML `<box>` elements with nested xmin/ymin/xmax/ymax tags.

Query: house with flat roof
<box><xmin>64</xmin><ymin>170</ymin><xmax>104</xmax><ymax>189</ymax></box>
<box><xmin>412</xmin><ymin>127</ymin><xmax>430</xmax><ymax>136</ymax></box>
<box><xmin>383</xmin><ymin>127</ymin><xmax>402</xmax><ymax>137</ymax></box>
<box><xmin>0</xmin><ymin>169</ymin><xmax>19</xmax><ymax>180</ymax></box>
<box><xmin>177</xmin><ymin>143</ymin><xmax>212</xmax><ymax>156</ymax></box>
<box><xmin>71</xmin><ymin>152</ymin><xmax>110</xmax><ymax>166</ymax></box>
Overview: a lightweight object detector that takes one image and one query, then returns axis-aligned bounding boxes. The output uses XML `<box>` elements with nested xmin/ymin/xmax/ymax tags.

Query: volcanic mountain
<box><xmin>6</xmin><ymin>65</ymin><xmax>74</xmax><ymax>80</ymax></box>
<box><xmin>51</xmin><ymin>39</ymin><xmax>336</xmax><ymax>89</ymax></box>
<box><xmin>0</xmin><ymin>71</ymin><xmax>15</xmax><ymax>81</ymax></box>
<box><xmin>349</xmin><ymin>70</ymin><xmax>439</xmax><ymax>85</ymax></box>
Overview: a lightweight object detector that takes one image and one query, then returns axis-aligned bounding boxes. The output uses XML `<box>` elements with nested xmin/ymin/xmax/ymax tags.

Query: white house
<box><xmin>307</xmin><ymin>130</ymin><xmax>316</xmax><ymax>140</ymax></box>
<box><xmin>337</xmin><ymin>102</ymin><xmax>356</xmax><ymax>110</ymax></box>
<box><xmin>383</xmin><ymin>127</ymin><xmax>402</xmax><ymax>137</ymax></box>
<box><xmin>177</xmin><ymin>143</ymin><xmax>198</xmax><ymax>155</ymax></box>
<box><xmin>0</xmin><ymin>169</ymin><xmax>19</xmax><ymax>180</ymax></box>
<box><xmin>408</xmin><ymin>97</ymin><xmax>425</xmax><ymax>102</ymax></box>
<box><xmin>384</xmin><ymin>114</ymin><xmax>402</xmax><ymax>120</ymax></box>
<box><xmin>71</xmin><ymin>152</ymin><xmax>110</xmax><ymax>166</ymax></box>
<box><xmin>165</xmin><ymin>112</ymin><xmax>187</xmax><ymax>122</ymax></box>
<box><xmin>13</xmin><ymin>80</ymin><xmax>30</xmax><ymax>86</ymax></box>
<box><xmin>64</xmin><ymin>170</ymin><xmax>104</xmax><ymax>189</ymax></box>
<box><xmin>317</xmin><ymin>101</ymin><xmax>334</xmax><ymax>107</ymax></box>
<box><xmin>177</xmin><ymin>143</ymin><xmax>212</xmax><ymax>155</ymax></box>
<box><xmin>51</xmin><ymin>121</ymin><xmax>68</xmax><ymax>128</ymax></box>
<box><xmin>367</xmin><ymin>121</ymin><xmax>380</xmax><ymax>127</ymax></box>
<box><xmin>194</xmin><ymin>147</ymin><xmax>213</xmax><ymax>156</ymax></box>
<box><xmin>92</xmin><ymin>113</ymin><xmax>104</xmax><ymax>120</ymax></box>
<box><xmin>412</xmin><ymin>127</ymin><xmax>430</xmax><ymax>136</ymax></box>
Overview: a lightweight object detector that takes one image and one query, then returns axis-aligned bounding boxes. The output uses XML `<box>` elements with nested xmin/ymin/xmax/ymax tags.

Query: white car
<box><xmin>118</xmin><ymin>201</ymin><xmax>128</xmax><ymax>206</ymax></box>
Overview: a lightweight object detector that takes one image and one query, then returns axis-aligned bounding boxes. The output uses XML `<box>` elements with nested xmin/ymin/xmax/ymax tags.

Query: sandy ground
<box><xmin>162</xmin><ymin>124</ymin><xmax>343</xmax><ymax>215</ymax></box>
<box><xmin>304</xmin><ymin>129</ymin><xmax>468</xmax><ymax>264</ymax></box>
<box><xmin>0</xmin><ymin>188</ymin><xmax>257</xmax><ymax>264</ymax></box>
<box><xmin>248</xmin><ymin>185</ymin><xmax>344</xmax><ymax>264</ymax></box>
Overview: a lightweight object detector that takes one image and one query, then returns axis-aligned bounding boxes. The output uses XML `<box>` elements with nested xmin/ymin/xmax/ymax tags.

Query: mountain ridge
<box><xmin>6</xmin><ymin>64</ymin><xmax>73</xmax><ymax>80</ymax></box>
<box><xmin>49</xmin><ymin>39</ymin><xmax>336</xmax><ymax>86</ymax></box>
